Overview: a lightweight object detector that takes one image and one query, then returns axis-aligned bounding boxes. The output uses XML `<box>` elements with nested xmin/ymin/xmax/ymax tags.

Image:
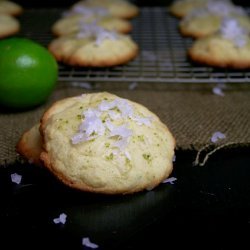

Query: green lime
<box><xmin>0</xmin><ymin>37</ymin><xmax>58</xmax><ymax>109</ymax></box>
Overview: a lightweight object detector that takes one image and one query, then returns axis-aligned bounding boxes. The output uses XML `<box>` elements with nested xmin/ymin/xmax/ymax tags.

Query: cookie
<box><xmin>188</xmin><ymin>18</ymin><xmax>250</xmax><ymax>68</ymax></box>
<box><xmin>71</xmin><ymin>0</ymin><xmax>139</xmax><ymax>19</ymax></box>
<box><xmin>16</xmin><ymin>123</ymin><xmax>43</xmax><ymax>166</ymax></box>
<box><xmin>179</xmin><ymin>2</ymin><xmax>250</xmax><ymax>38</ymax></box>
<box><xmin>39</xmin><ymin>92</ymin><xmax>175</xmax><ymax>195</ymax></box>
<box><xmin>0</xmin><ymin>0</ymin><xmax>23</xmax><ymax>16</ymax></box>
<box><xmin>48</xmin><ymin>23</ymin><xmax>139</xmax><ymax>67</ymax></box>
<box><xmin>51</xmin><ymin>14</ymin><xmax>132</xmax><ymax>37</ymax></box>
<box><xmin>0</xmin><ymin>14</ymin><xmax>20</xmax><ymax>38</ymax></box>
<box><xmin>169</xmin><ymin>0</ymin><xmax>210</xmax><ymax>18</ymax></box>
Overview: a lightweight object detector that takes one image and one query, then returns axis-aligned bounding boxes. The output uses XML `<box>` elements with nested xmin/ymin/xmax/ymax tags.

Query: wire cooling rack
<box><xmin>19</xmin><ymin>7</ymin><xmax>250</xmax><ymax>83</ymax></box>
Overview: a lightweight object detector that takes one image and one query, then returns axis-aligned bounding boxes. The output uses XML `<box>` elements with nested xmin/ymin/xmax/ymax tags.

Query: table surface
<box><xmin>1</xmin><ymin>148</ymin><xmax>250</xmax><ymax>249</ymax></box>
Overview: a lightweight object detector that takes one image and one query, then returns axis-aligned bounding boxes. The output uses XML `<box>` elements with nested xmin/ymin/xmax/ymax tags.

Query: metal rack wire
<box><xmin>19</xmin><ymin>7</ymin><xmax>250</xmax><ymax>83</ymax></box>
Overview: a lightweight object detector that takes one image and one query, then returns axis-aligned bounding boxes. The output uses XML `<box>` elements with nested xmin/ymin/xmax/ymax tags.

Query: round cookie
<box><xmin>40</xmin><ymin>92</ymin><xmax>176</xmax><ymax>195</ymax></box>
<box><xmin>169</xmin><ymin>0</ymin><xmax>210</xmax><ymax>18</ymax></box>
<box><xmin>48</xmin><ymin>24</ymin><xmax>139</xmax><ymax>67</ymax></box>
<box><xmin>0</xmin><ymin>0</ymin><xmax>23</xmax><ymax>16</ymax></box>
<box><xmin>71</xmin><ymin>0</ymin><xmax>139</xmax><ymax>19</ymax></box>
<box><xmin>188</xmin><ymin>18</ymin><xmax>250</xmax><ymax>69</ymax></box>
<box><xmin>179</xmin><ymin>2</ymin><xmax>250</xmax><ymax>38</ymax></box>
<box><xmin>52</xmin><ymin>14</ymin><xmax>132</xmax><ymax>37</ymax></box>
<box><xmin>0</xmin><ymin>13</ymin><xmax>20</xmax><ymax>38</ymax></box>
<box><xmin>16</xmin><ymin>123</ymin><xmax>43</xmax><ymax>166</ymax></box>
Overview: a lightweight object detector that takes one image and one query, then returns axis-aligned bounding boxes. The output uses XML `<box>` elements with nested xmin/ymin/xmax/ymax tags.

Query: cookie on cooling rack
<box><xmin>71</xmin><ymin>0</ymin><xmax>139</xmax><ymax>19</ymax></box>
<box><xmin>0</xmin><ymin>14</ymin><xmax>20</xmax><ymax>38</ymax></box>
<box><xmin>179</xmin><ymin>1</ymin><xmax>250</xmax><ymax>38</ymax></box>
<box><xmin>48</xmin><ymin>23</ymin><xmax>139</xmax><ymax>67</ymax></box>
<box><xmin>16</xmin><ymin>123</ymin><xmax>43</xmax><ymax>166</ymax></box>
<box><xmin>169</xmin><ymin>0</ymin><xmax>210</xmax><ymax>18</ymax></box>
<box><xmin>51</xmin><ymin>13</ymin><xmax>132</xmax><ymax>37</ymax></box>
<box><xmin>38</xmin><ymin>92</ymin><xmax>175</xmax><ymax>195</ymax></box>
<box><xmin>0</xmin><ymin>0</ymin><xmax>23</xmax><ymax>16</ymax></box>
<box><xmin>188</xmin><ymin>17</ymin><xmax>250</xmax><ymax>69</ymax></box>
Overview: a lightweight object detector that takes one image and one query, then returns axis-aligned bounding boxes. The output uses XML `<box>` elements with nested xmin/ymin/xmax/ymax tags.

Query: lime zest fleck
<box><xmin>142</xmin><ymin>153</ymin><xmax>152</xmax><ymax>163</ymax></box>
<box><xmin>105</xmin><ymin>153</ymin><xmax>114</xmax><ymax>161</ymax></box>
<box><xmin>137</xmin><ymin>135</ymin><xmax>145</xmax><ymax>142</ymax></box>
<box><xmin>77</xmin><ymin>114</ymin><xmax>82</xmax><ymax>120</ymax></box>
<box><xmin>125</xmin><ymin>157</ymin><xmax>132</xmax><ymax>166</ymax></box>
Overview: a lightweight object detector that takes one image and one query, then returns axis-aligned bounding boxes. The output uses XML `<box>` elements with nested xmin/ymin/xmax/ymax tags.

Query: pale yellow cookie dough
<box><xmin>0</xmin><ymin>0</ymin><xmax>23</xmax><ymax>16</ymax></box>
<box><xmin>48</xmin><ymin>25</ymin><xmax>139</xmax><ymax>67</ymax></box>
<box><xmin>52</xmin><ymin>14</ymin><xmax>132</xmax><ymax>36</ymax></box>
<box><xmin>72</xmin><ymin>0</ymin><xmax>139</xmax><ymax>19</ymax></box>
<box><xmin>179</xmin><ymin>2</ymin><xmax>250</xmax><ymax>38</ymax></box>
<box><xmin>16</xmin><ymin>123</ymin><xmax>43</xmax><ymax>166</ymax></box>
<box><xmin>169</xmin><ymin>0</ymin><xmax>209</xmax><ymax>18</ymax></box>
<box><xmin>189</xmin><ymin>25</ymin><xmax>250</xmax><ymax>69</ymax></box>
<box><xmin>40</xmin><ymin>92</ymin><xmax>175</xmax><ymax>194</ymax></box>
<box><xmin>0</xmin><ymin>13</ymin><xmax>20</xmax><ymax>38</ymax></box>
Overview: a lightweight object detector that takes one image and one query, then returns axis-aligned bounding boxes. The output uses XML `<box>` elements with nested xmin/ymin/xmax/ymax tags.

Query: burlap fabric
<box><xmin>1</xmin><ymin>82</ymin><xmax>250</xmax><ymax>166</ymax></box>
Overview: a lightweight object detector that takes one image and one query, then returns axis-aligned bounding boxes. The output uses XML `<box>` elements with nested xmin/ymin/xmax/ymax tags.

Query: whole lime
<box><xmin>0</xmin><ymin>37</ymin><xmax>58</xmax><ymax>109</ymax></box>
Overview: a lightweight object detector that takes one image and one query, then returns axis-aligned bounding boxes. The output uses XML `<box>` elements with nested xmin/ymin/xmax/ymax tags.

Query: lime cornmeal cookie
<box><xmin>169</xmin><ymin>0</ymin><xmax>210</xmax><ymax>18</ymax></box>
<box><xmin>48</xmin><ymin>24</ymin><xmax>139</xmax><ymax>67</ymax></box>
<box><xmin>188</xmin><ymin>18</ymin><xmax>250</xmax><ymax>69</ymax></box>
<box><xmin>39</xmin><ymin>92</ymin><xmax>175</xmax><ymax>195</ymax></box>
<box><xmin>72</xmin><ymin>0</ymin><xmax>139</xmax><ymax>19</ymax></box>
<box><xmin>16</xmin><ymin>123</ymin><xmax>43</xmax><ymax>166</ymax></box>
<box><xmin>0</xmin><ymin>0</ymin><xmax>23</xmax><ymax>16</ymax></box>
<box><xmin>179</xmin><ymin>2</ymin><xmax>250</xmax><ymax>38</ymax></box>
<box><xmin>0</xmin><ymin>14</ymin><xmax>20</xmax><ymax>38</ymax></box>
<box><xmin>51</xmin><ymin>13</ymin><xmax>132</xmax><ymax>37</ymax></box>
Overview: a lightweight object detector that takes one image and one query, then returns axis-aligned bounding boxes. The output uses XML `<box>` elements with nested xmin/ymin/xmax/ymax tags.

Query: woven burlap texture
<box><xmin>1</xmin><ymin>83</ymin><xmax>250</xmax><ymax>166</ymax></box>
